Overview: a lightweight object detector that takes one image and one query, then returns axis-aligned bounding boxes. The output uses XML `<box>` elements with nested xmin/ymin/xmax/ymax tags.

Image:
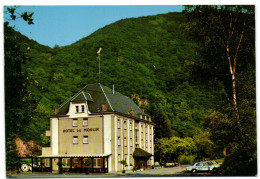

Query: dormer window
<box><xmin>81</xmin><ymin>105</ymin><xmax>85</xmax><ymax>112</ymax></box>
<box><xmin>76</xmin><ymin>106</ymin><xmax>79</xmax><ymax>113</ymax></box>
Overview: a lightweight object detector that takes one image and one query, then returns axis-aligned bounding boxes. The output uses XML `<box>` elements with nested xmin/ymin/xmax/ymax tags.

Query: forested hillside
<box><xmin>5</xmin><ymin>9</ymin><xmax>256</xmax><ymax>175</ymax></box>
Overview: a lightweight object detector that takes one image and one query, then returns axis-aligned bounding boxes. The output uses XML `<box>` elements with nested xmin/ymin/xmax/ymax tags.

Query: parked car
<box><xmin>210</xmin><ymin>160</ymin><xmax>223</xmax><ymax>165</ymax></box>
<box><xmin>165</xmin><ymin>162</ymin><xmax>178</xmax><ymax>167</ymax></box>
<box><xmin>186</xmin><ymin>162</ymin><xmax>220</xmax><ymax>173</ymax></box>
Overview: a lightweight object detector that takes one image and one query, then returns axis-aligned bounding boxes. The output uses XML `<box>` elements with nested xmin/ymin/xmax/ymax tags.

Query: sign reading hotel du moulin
<box><xmin>63</xmin><ymin>128</ymin><xmax>99</xmax><ymax>133</ymax></box>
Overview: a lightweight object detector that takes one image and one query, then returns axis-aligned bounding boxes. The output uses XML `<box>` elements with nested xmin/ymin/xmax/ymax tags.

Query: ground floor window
<box><xmin>73</xmin><ymin>158</ymin><xmax>79</xmax><ymax>164</ymax></box>
<box><xmin>62</xmin><ymin>158</ymin><xmax>71</xmax><ymax>167</ymax></box>
<box><xmin>93</xmin><ymin>158</ymin><xmax>101</xmax><ymax>168</ymax></box>
<box><xmin>43</xmin><ymin>158</ymin><xmax>50</xmax><ymax>167</ymax></box>
<box><xmin>129</xmin><ymin>155</ymin><xmax>133</xmax><ymax>166</ymax></box>
<box><xmin>124</xmin><ymin>154</ymin><xmax>128</xmax><ymax>166</ymax></box>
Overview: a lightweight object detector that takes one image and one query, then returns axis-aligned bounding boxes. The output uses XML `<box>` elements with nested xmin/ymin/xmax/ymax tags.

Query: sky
<box><xmin>4</xmin><ymin>5</ymin><xmax>183</xmax><ymax>48</ymax></box>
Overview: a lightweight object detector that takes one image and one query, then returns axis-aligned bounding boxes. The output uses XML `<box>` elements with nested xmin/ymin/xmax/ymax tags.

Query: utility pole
<box><xmin>97</xmin><ymin>48</ymin><xmax>102</xmax><ymax>83</ymax></box>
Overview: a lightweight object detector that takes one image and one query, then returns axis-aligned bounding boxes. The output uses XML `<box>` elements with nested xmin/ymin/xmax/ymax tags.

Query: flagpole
<box><xmin>97</xmin><ymin>48</ymin><xmax>102</xmax><ymax>83</ymax></box>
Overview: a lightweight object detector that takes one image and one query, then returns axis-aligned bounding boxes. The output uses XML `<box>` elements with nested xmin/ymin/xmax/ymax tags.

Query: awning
<box><xmin>37</xmin><ymin>154</ymin><xmax>111</xmax><ymax>158</ymax></box>
<box><xmin>133</xmin><ymin>148</ymin><xmax>153</xmax><ymax>157</ymax></box>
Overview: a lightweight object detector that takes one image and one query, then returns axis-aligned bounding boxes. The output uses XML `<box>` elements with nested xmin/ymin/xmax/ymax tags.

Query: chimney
<box><xmin>130</xmin><ymin>107</ymin><xmax>134</xmax><ymax>116</ymax></box>
<box><xmin>54</xmin><ymin>107</ymin><xmax>59</xmax><ymax>115</ymax></box>
<box><xmin>102</xmin><ymin>104</ymin><xmax>108</xmax><ymax>111</ymax></box>
<box><xmin>141</xmin><ymin>108</ymin><xmax>145</xmax><ymax>112</ymax></box>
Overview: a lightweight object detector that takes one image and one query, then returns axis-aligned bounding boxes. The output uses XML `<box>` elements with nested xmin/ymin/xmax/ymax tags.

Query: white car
<box><xmin>186</xmin><ymin>162</ymin><xmax>220</xmax><ymax>173</ymax></box>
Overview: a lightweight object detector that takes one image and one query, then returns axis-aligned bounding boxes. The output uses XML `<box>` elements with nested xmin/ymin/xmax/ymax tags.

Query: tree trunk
<box><xmin>232</xmin><ymin>73</ymin><xmax>240</xmax><ymax>125</ymax></box>
<box><xmin>159</xmin><ymin>151</ymin><xmax>162</xmax><ymax>163</ymax></box>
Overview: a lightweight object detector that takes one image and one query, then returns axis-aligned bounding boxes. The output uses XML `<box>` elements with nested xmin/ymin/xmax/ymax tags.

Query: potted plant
<box><xmin>84</xmin><ymin>161</ymin><xmax>91</xmax><ymax>174</ymax></box>
<box><xmin>56</xmin><ymin>161</ymin><xmax>63</xmax><ymax>174</ymax></box>
<box><xmin>132</xmin><ymin>166</ymin><xmax>137</xmax><ymax>172</ymax></box>
<box><xmin>120</xmin><ymin>160</ymin><xmax>127</xmax><ymax>173</ymax></box>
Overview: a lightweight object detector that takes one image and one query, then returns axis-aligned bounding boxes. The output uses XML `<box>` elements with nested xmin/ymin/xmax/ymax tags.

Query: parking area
<box><xmin>7</xmin><ymin>166</ymin><xmax>212</xmax><ymax>178</ymax></box>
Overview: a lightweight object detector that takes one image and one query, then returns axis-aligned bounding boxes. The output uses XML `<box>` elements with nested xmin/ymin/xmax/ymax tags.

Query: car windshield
<box><xmin>206</xmin><ymin>162</ymin><xmax>212</xmax><ymax>165</ymax></box>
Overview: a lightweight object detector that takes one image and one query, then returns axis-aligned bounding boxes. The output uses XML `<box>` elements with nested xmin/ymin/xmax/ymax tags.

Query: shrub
<box><xmin>180</xmin><ymin>155</ymin><xmax>196</xmax><ymax>165</ymax></box>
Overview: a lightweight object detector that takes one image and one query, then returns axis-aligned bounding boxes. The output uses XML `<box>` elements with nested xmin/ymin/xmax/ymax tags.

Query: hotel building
<box><xmin>39</xmin><ymin>83</ymin><xmax>155</xmax><ymax>173</ymax></box>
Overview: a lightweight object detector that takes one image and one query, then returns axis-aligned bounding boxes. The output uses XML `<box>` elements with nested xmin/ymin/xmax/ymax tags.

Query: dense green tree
<box><xmin>157</xmin><ymin>137</ymin><xmax>196</xmax><ymax>166</ymax></box>
<box><xmin>193</xmin><ymin>131</ymin><xmax>213</xmax><ymax>161</ymax></box>
<box><xmin>184</xmin><ymin>5</ymin><xmax>256</xmax><ymax>175</ymax></box>
<box><xmin>4</xmin><ymin>22</ymin><xmax>38</xmax><ymax>170</ymax></box>
<box><xmin>184</xmin><ymin>5</ymin><xmax>255</xmax><ymax>130</ymax></box>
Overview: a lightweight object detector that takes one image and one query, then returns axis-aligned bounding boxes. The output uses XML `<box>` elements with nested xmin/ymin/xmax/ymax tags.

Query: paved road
<box><xmin>7</xmin><ymin>166</ymin><xmax>211</xmax><ymax>178</ymax></box>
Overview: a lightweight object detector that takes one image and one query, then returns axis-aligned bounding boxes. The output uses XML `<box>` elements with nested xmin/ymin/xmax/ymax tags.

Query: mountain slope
<box><xmin>6</xmin><ymin>12</ymin><xmax>223</xmax><ymax>147</ymax></box>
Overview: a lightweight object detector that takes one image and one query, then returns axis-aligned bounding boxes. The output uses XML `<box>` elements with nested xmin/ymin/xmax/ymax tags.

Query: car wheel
<box><xmin>21</xmin><ymin>164</ymin><xmax>29</xmax><ymax>172</ymax></box>
<box><xmin>212</xmin><ymin>168</ymin><xmax>217</xmax><ymax>172</ymax></box>
<box><xmin>192</xmin><ymin>169</ymin><xmax>196</xmax><ymax>173</ymax></box>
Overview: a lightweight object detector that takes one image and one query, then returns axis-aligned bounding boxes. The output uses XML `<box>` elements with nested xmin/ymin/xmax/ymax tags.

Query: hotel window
<box><xmin>129</xmin><ymin>155</ymin><xmax>133</xmax><ymax>166</ymax></box>
<box><xmin>43</xmin><ymin>158</ymin><xmax>50</xmax><ymax>167</ymax></box>
<box><xmin>130</xmin><ymin>138</ymin><xmax>133</xmax><ymax>146</ymax></box>
<box><xmin>93</xmin><ymin>158</ymin><xmax>101</xmax><ymax>168</ymax></box>
<box><xmin>141</xmin><ymin>125</ymin><xmax>143</xmax><ymax>132</ymax></box>
<box><xmin>130</xmin><ymin>122</ymin><xmax>132</xmax><ymax>130</ymax></box>
<box><xmin>62</xmin><ymin>158</ymin><xmax>71</xmax><ymax>166</ymax></box>
<box><xmin>124</xmin><ymin>154</ymin><xmax>128</xmax><ymax>165</ymax></box>
<box><xmin>118</xmin><ymin>137</ymin><xmax>121</xmax><ymax>146</ymax></box>
<box><xmin>73</xmin><ymin>119</ymin><xmax>78</xmax><ymax>127</ymax></box>
<box><xmin>83</xmin><ymin>118</ymin><xmax>88</xmax><ymax>126</ymax></box>
<box><xmin>117</xmin><ymin>120</ymin><xmax>120</xmax><ymax>129</ymax></box>
<box><xmin>135</xmin><ymin>130</ymin><xmax>138</xmax><ymax>142</ymax></box>
<box><xmin>75</xmin><ymin>106</ymin><xmax>79</xmax><ymax>113</ymax></box>
<box><xmin>73</xmin><ymin>136</ymin><xmax>78</xmax><ymax>144</ymax></box>
<box><xmin>124</xmin><ymin>121</ymin><xmax>127</xmax><ymax>129</ymax></box>
<box><xmin>124</xmin><ymin>137</ymin><xmax>127</xmax><ymax>146</ymax></box>
<box><xmin>118</xmin><ymin>154</ymin><xmax>121</xmax><ymax>162</ymax></box>
<box><xmin>81</xmin><ymin>105</ymin><xmax>85</xmax><ymax>112</ymax></box>
<box><xmin>83</xmin><ymin>136</ymin><xmax>88</xmax><ymax>144</ymax></box>
<box><xmin>73</xmin><ymin>158</ymin><xmax>79</xmax><ymax>164</ymax></box>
